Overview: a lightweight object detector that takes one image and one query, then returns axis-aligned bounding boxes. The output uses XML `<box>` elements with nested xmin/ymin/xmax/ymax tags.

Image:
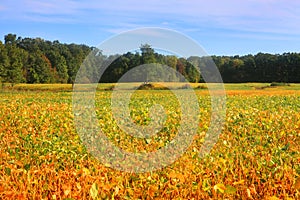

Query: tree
<box><xmin>5</xmin><ymin>42</ymin><xmax>25</xmax><ymax>85</ymax></box>
<box><xmin>26</xmin><ymin>52</ymin><xmax>53</xmax><ymax>83</ymax></box>
<box><xmin>4</xmin><ymin>34</ymin><xmax>17</xmax><ymax>45</ymax></box>
<box><xmin>0</xmin><ymin>41</ymin><xmax>9</xmax><ymax>83</ymax></box>
<box><xmin>139</xmin><ymin>44</ymin><xmax>157</xmax><ymax>82</ymax></box>
<box><xmin>255</xmin><ymin>53</ymin><xmax>278</xmax><ymax>82</ymax></box>
<box><xmin>47</xmin><ymin>50</ymin><xmax>69</xmax><ymax>83</ymax></box>
<box><xmin>288</xmin><ymin>53</ymin><xmax>300</xmax><ymax>82</ymax></box>
<box><xmin>140</xmin><ymin>44</ymin><xmax>156</xmax><ymax>64</ymax></box>
<box><xmin>176</xmin><ymin>59</ymin><xmax>185</xmax><ymax>76</ymax></box>
<box><xmin>2</xmin><ymin>33</ymin><xmax>300</xmax><ymax>84</ymax></box>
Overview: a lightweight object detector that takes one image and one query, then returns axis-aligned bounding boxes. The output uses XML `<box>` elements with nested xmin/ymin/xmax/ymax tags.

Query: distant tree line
<box><xmin>0</xmin><ymin>33</ymin><xmax>300</xmax><ymax>84</ymax></box>
<box><xmin>211</xmin><ymin>53</ymin><xmax>300</xmax><ymax>83</ymax></box>
<box><xmin>0</xmin><ymin>33</ymin><xmax>92</xmax><ymax>85</ymax></box>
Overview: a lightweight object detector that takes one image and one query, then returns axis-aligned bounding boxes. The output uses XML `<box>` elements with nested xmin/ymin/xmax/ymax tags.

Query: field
<box><xmin>0</xmin><ymin>83</ymin><xmax>300</xmax><ymax>199</ymax></box>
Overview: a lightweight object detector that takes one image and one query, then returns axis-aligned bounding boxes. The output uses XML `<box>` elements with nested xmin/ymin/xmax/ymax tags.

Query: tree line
<box><xmin>0</xmin><ymin>34</ymin><xmax>91</xmax><ymax>84</ymax></box>
<box><xmin>0</xmin><ymin>33</ymin><xmax>300</xmax><ymax>84</ymax></box>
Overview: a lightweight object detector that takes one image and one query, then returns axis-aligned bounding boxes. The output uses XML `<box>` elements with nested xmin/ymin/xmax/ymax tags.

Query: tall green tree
<box><xmin>5</xmin><ymin>39</ymin><xmax>25</xmax><ymax>85</ymax></box>
<box><xmin>46</xmin><ymin>50</ymin><xmax>69</xmax><ymax>83</ymax></box>
<box><xmin>140</xmin><ymin>44</ymin><xmax>156</xmax><ymax>64</ymax></box>
<box><xmin>26</xmin><ymin>52</ymin><xmax>53</xmax><ymax>83</ymax></box>
<box><xmin>4</xmin><ymin>33</ymin><xmax>17</xmax><ymax>45</ymax></box>
<box><xmin>139</xmin><ymin>44</ymin><xmax>154</xmax><ymax>82</ymax></box>
<box><xmin>0</xmin><ymin>41</ymin><xmax>9</xmax><ymax>83</ymax></box>
<box><xmin>240</xmin><ymin>55</ymin><xmax>256</xmax><ymax>82</ymax></box>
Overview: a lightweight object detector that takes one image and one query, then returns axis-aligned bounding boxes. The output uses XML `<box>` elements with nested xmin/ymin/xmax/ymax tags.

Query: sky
<box><xmin>0</xmin><ymin>0</ymin><xmax>300</xmax><ymax>56</ymax></box>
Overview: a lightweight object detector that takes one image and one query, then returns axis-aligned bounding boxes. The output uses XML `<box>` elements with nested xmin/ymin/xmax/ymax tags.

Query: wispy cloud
<box><xmin>0</xmin><ymin>0</ymin><xmax>299</xmax><ymax>54</ymax></box>
<box><xmin>96</xmin><ymin>0</ymin><xmax>296</xmax><ymax>36</ymax></box>
<box><xmin>1</xmin><ymin>0</ymin><xmax>300</xmax><ymax>36</ymax></box>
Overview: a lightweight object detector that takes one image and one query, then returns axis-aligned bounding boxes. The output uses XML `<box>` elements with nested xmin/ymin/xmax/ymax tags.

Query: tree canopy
<box><xmin>0</xmin><ymin>33</ymin><xmax>300</xmax><ymax>84</ymax></box>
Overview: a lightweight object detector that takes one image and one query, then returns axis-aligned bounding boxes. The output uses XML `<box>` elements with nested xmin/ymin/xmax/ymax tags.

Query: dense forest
<box><xmin>0</xmin><ymin>33</ymin><xmax>300</xmax><ymax>84</ymax></box>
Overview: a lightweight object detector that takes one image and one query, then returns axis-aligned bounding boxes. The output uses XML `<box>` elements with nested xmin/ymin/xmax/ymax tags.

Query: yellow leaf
<box><xmin>90</xmin><ymin>183</ymin><xmax>98</xmax><ymax>200</ymax></box>
<box><xmin>64</xmin><ymin>189</ymin><xmax>71</xmax><ymax>196</ymax></box>
<box><xmin>62</xmin><ymin>185</ymin><xmax>71</xmax><ymax>196</ymax></box>
<box><xmin>246</xmin><ymin>188</ymin><xmax>251</xmax><ymax>198</ymax></box>
<box><xmin>83</xmin><ymin>167</ymin><xmax>90</xmax><ymax>176</ymax></box>
<box><xmin>233</xmin><ymin>180</ymin><xmax>245</xmax><ymax>185</ymax></box>
<box><xmin>114</xmin><ymin>186</ymin><xmax>119</xmax><ymax>195</ymax></box>
<box><xmin>213</xmin><ymin>183</ymin><xmax>226</xmax><ymax>193</ymax></box>
<box><xmin>76</xmin><ymin>182</ymin><xmax>81</xmax><ymax>190</ymax></box>
<box><xmin>267</xmin><ymin>196</ymin><xmax>280</xmax><ymax>200</ymax></box>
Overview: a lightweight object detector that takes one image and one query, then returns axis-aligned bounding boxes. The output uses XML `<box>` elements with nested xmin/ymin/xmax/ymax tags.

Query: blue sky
<box><xmin>0</xmin><ymin>0</ymin><xmax>300</xmax><ymax>56</ymax></box>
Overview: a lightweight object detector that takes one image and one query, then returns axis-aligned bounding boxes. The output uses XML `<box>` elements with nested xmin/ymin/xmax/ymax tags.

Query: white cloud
<box><xmin>1</xmin><ymin>0</ymin><xmax>300</xmax><ymax>37</ymax></box>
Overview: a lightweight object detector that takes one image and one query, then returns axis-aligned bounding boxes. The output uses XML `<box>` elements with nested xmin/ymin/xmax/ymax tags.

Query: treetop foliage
<box><xmin>1</xmin><ymin>33</ymin><xmax>300</xmax><ymax>84</ymax></box>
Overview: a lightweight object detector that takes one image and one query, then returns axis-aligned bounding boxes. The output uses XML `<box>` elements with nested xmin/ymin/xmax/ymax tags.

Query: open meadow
<box><xmin>0</xmin><ymin>83</ymin><xmax>300</xmax><ymax>199</ymax></box>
